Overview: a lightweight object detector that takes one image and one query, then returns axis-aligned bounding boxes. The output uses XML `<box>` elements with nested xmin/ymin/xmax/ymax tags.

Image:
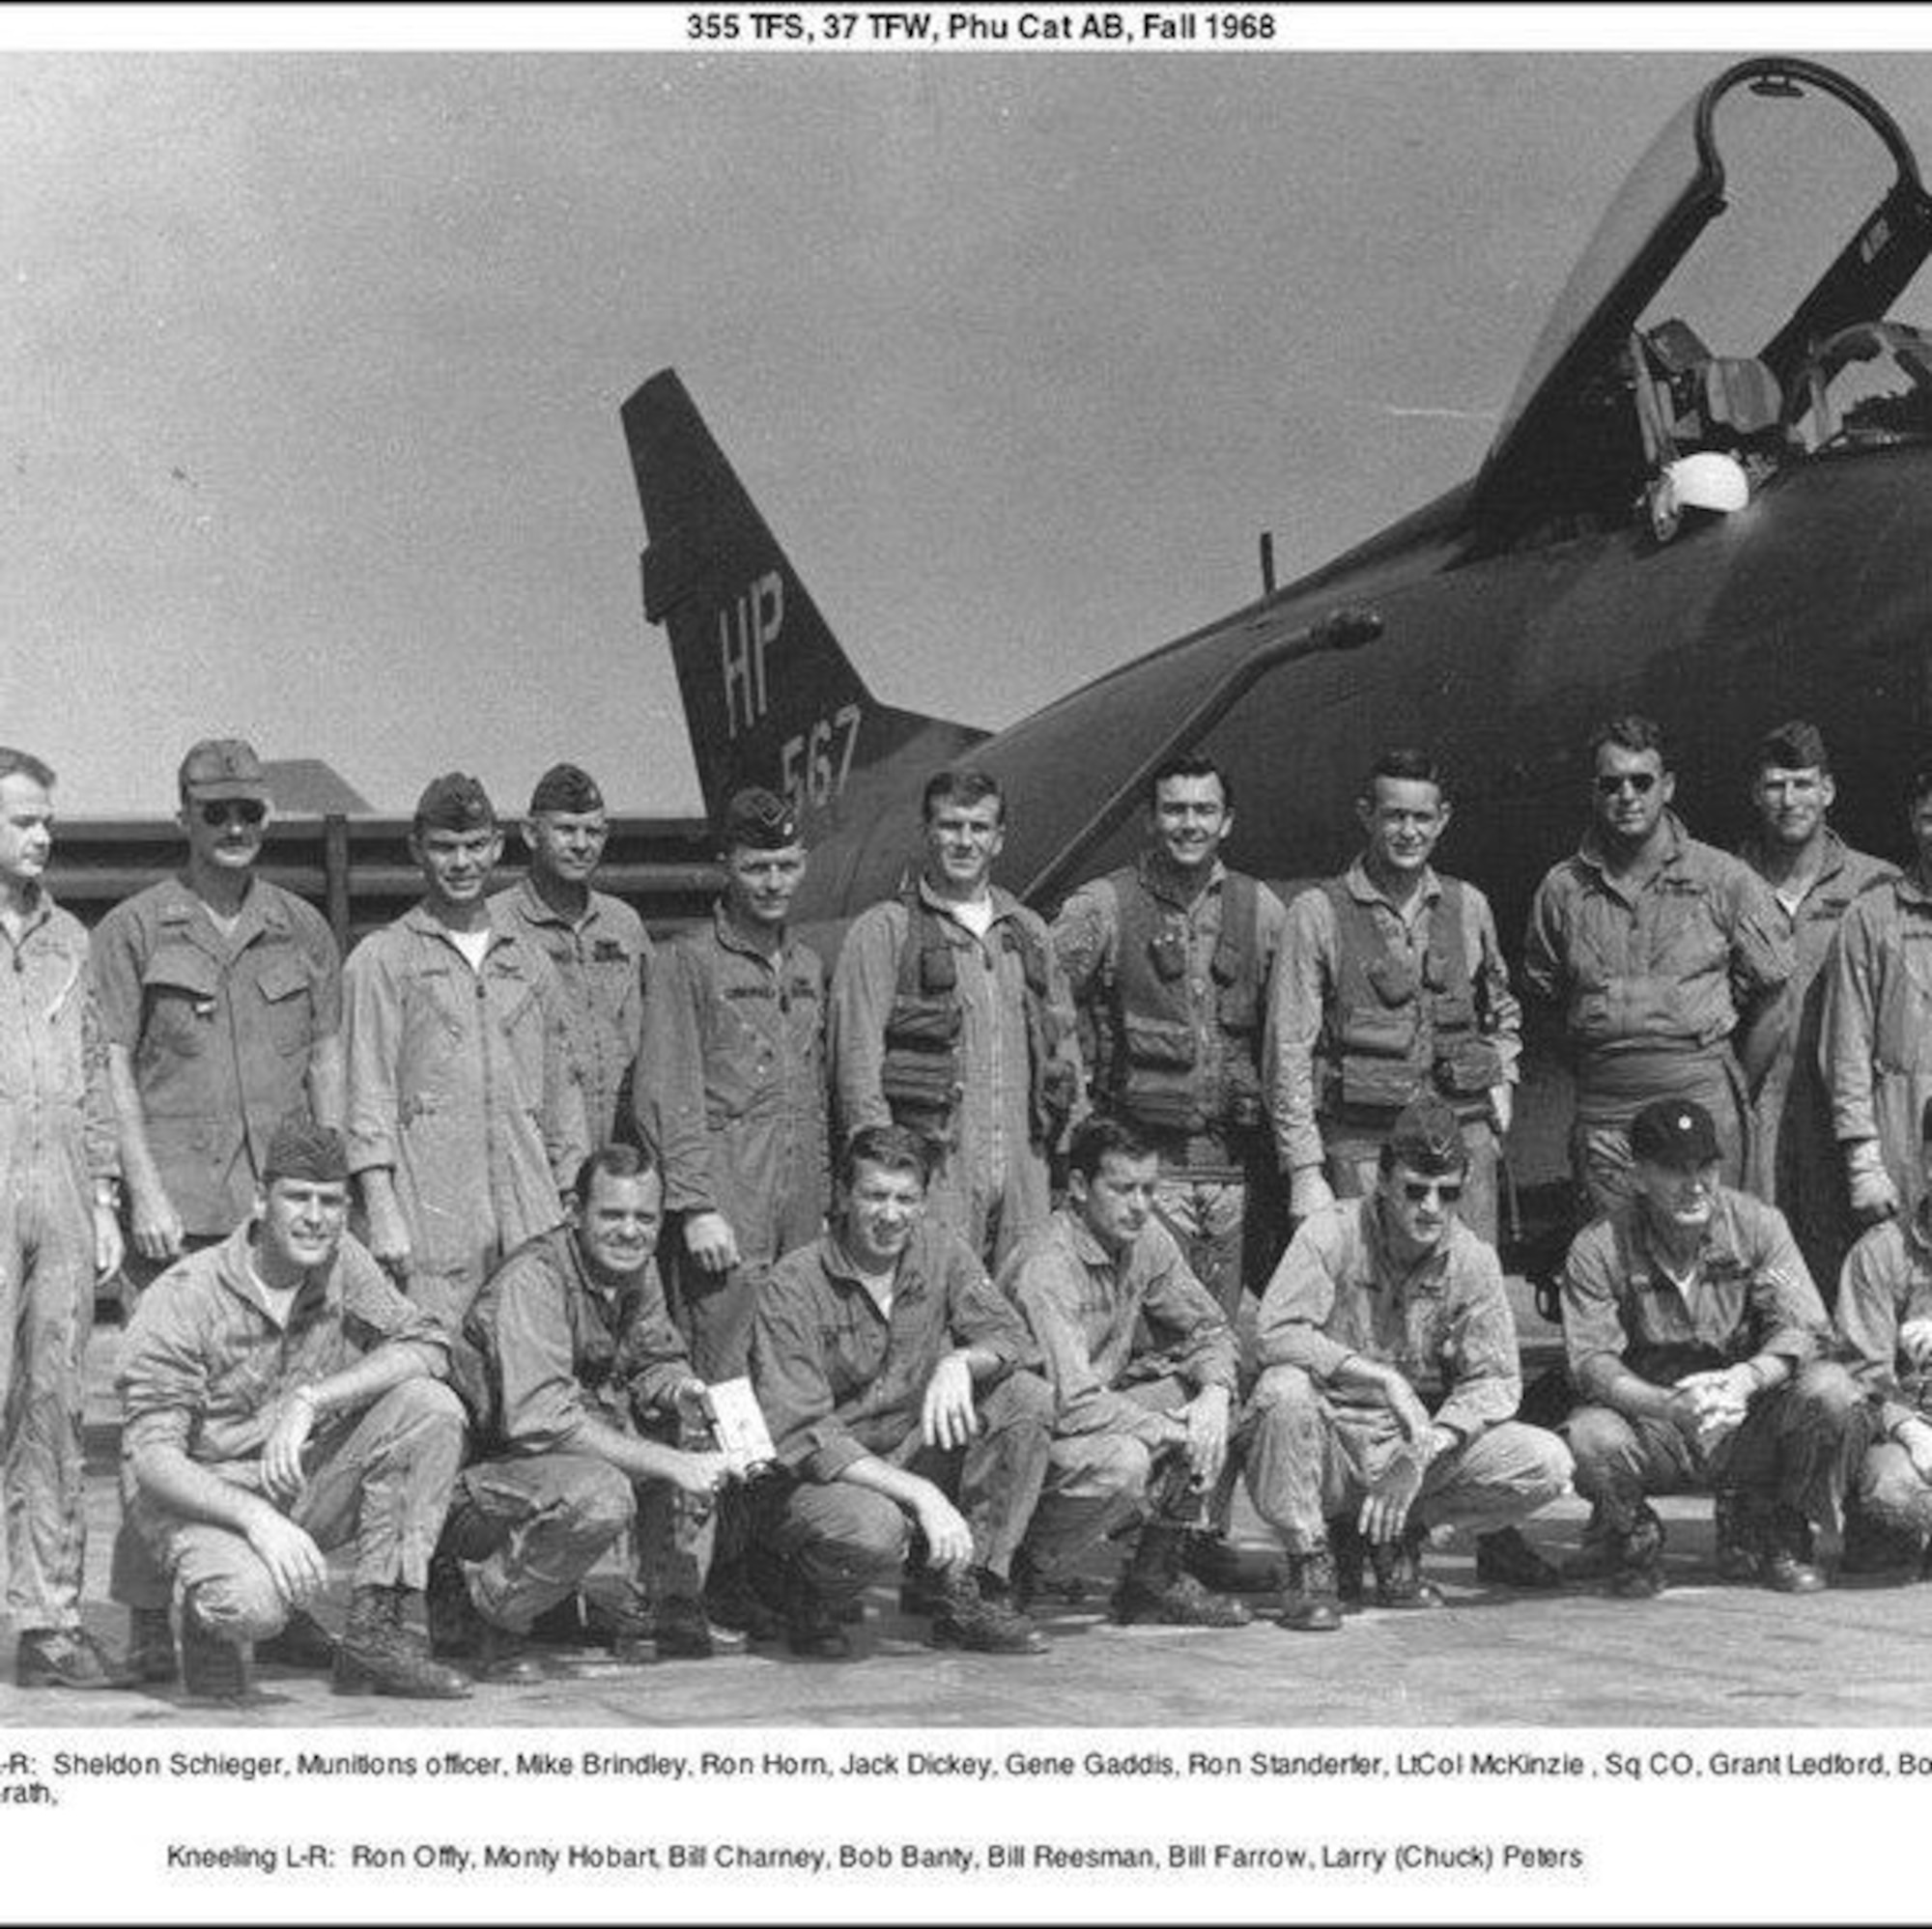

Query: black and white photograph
<box><xmin>7</xmin><ymin>6</ymin><xmax>1932</xmax><ymax>1920</ymax></box>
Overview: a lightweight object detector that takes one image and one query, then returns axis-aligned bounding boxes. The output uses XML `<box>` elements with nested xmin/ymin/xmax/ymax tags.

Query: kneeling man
<box><xmin>1246</xmin><ymin>1096</ymin><xmax>1571</xmax><ymax>1631</ymax></box>
<box><xmin>433</xmin><ymin>1145</ymin><xmax>731</xmax><ymax>1680</ymax></box>
<box><xmin>750</xmin><ymin>1124</ymin><xmax>1051</xmax><ymax>1659</ymax></box>
<box><xmin>116</xmin><ymin>1121</ymin><xmax>470</xmax><ymax>1699</ymax></box>
<box><xmin>1560</xmin><ymin>1097</ymin><xmax>1864</xmax><ymax>1597</ymax></box>
<box><xmin>1003</xmin><ymin>1116</ymin><xmax>1251</xmax><ymax>1628</ymax></box>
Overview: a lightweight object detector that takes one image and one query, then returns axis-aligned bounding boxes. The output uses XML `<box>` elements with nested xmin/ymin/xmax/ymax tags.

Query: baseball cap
<box><xmin>413</xmin><ymin>772</ymin><xmax>497</xmax><ymax>834</ymax></box>
<box><xmin>1628</xmin><ymin>1098</ymin><xmax>1720</xmax><ymax>1170</ymax></box>
<box><xmin>179</xmin><ymin>738</ymin><xmax>269</xmax><ymax>803</ymax></box>
<box><xmin>527</xmin><ymin>763</ymin><xmax>605</xmax><ymax>816</ymax></box>
<box><xmin>1385</xmin><ymin>1095</ymin><xmax>1469</xmax><ymax>1177</ymax></box>
<box><xmin>717</xmin><ymin>785</ymin><xmax>800</xmax><ymax>851</ymax></box>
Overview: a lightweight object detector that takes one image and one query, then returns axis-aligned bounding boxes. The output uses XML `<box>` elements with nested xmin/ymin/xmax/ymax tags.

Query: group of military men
<box><xmin>8</xmin><ymin>705</ymin><xmax>1932</xmax><ymax>1700</ymax></box>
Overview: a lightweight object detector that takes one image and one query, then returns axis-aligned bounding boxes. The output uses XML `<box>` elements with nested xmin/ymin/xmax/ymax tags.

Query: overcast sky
<box><xmin>4</xmin><ymin>24</ymin><xmax>1928</xmax><ymax>815</ymax></box>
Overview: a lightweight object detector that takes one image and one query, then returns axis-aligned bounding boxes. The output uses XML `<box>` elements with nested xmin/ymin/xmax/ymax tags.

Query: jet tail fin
<box><xmin>623</xmin><ymin>369</ymin><xmax>984</xmax><ymax>833</ymax></box>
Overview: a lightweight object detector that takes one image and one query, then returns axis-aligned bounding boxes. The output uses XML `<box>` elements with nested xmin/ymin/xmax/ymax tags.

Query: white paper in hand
<box><xmin>703</xmin><ymin>1377</ymin><xmax>777</xmax><ymax>1480</ymax></box>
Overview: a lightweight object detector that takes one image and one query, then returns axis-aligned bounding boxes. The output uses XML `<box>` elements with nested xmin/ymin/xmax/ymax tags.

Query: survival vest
<box><xmin>1096</xmin><ymin>860</ymin><xmax>1265</xmax><ymax>1136</ymax></box>
<box><xmin>879</xmin><ymin>888</ymin><xmax>1075</xmax><ymax>1149</ymax></box>
<box><xmin>1319</xmin><ymin>876</ymin><xmax>1502</xmax><ymax>1121</ymax></box>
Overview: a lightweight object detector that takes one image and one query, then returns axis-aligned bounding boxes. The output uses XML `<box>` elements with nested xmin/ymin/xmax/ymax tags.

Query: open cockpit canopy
<box><xmin>1472</xmin><ymin>57</ymin><xmax>1932</xmax><ymax>549</ymax></box>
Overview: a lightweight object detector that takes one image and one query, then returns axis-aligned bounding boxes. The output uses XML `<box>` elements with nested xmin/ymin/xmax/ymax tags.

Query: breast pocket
<box><xmin>254</xmin><ymin>954</ymin><xmax>315</xmax><ymax>1059</ymax></box>
<box><xmin>139</xmin><ymin>946</ymin><xmax>221</xmax><ymax>1064</ymax></box>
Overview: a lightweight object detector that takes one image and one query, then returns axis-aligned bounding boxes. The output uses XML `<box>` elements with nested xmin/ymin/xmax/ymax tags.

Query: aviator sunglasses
<box><xmin>1594</xmin><ymin>771</ymin><xmax>1659</xmax><ymax>796</ymax></box>
<box><xmin>1401</xmin><ymin>1177</ymin><xmax>1463</xmax><ymax>1204</ymax></box>
<box><xmin>198</xmin><ymin>800</ymin><xmax>267</xmax><ymax>828</ymax></box>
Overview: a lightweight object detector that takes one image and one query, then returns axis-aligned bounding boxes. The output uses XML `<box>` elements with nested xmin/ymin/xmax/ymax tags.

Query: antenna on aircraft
<box><xmin>1259</xmin><ymin>530</ymin><xmax>1276</xmax><ymax>596</ymax></box>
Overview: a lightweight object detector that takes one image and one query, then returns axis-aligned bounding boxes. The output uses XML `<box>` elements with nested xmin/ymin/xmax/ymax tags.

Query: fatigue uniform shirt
<box><xmin>92</xmin><ymin>876</ymin><xmax>340</xmax><ymax>1236</ymax></box>
<box><xmin>1560</xmin><ymin>1186</ymin><xmax>1829</xmax><ymax>1403</ymax></box>
<box><xmin>1267</xmin><ymin>859</ymin><xmax>1520</xmax><ymax>1176</ymax></box>
<box><xmin>458</xmin><ymin>1228</ymin><xmax>693</xmax><ymax>1458</ymax></box>
<box><xmin>1256</xmin><ymin>1197</ymin><xmax>1520</xmax><ymax>1445</ymax></box>
<box><xmin>1052</xmin><ymin>857</ymin><xmax>1288</xmax><ymax>1177</ymax></box>
<box><xmin>1001</xmin><ymin>1207</ymin><xmax>1237</xmax><ymax>1446</ymax></box>
<box><xmin>489</xmin><ymin>879</ymin><xmax>650</xmax><ymax>1147</ymax></box>
<box><xmin>636</xmin><ymin>907</ymin><xmax>828</xmax><ymax>1268</ymax></box>
<box><xmin>830</xmin><ymin>880</ymin><xmax>1080</xmax><ymax>1263</ymax></box>
<box><xmin>343</xmin><ymin>907</ymin><xmax>587</xmax><ymax>1322</ymax></box>
<box><xmin>1822</xmin><ymin>867</ymin><xmax>1932</xmax><ymax>1220</ymax></box>
<box><xmin>1836</xmin><ymin>1210</ymin><xmax>1932</xmax><ymax>1442</ymax></box>
<box><xmin>1522</xmin><ymin>815</ymin><xmax>1791</xmax><ymax>1121</ymax></box>
<box><xmin>753</xmin><ymin>1222</ymin><xmax>1030</xmax><ymax>1484</ymax></box>
<box><xmin>118</xmin><ymin>1223</ymin><xmax>445</xmax><ymax>1486</ymax></box>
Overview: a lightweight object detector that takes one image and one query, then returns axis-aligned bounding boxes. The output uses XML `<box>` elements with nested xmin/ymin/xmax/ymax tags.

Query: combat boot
<box><xmin>705</xmin><ymin>1559</ymin><xmax>787</xmax><ymax>1642</ymax></box>
<box><xmin>1328</xmin><ymin>1516</ymin><xmax>1367</xmax><ymax>1607</ymax></box>
<box><xmin>929</xmin><ymin>1569</ymin><xmax>1048</xmax><ymax>1655</ymax></box>
<box><xmin>1111</xmin><ymin>1525</ymin><xmax>1252</xmax><ymax>1627</ymax></box>
<box><xmin>655</xmin><ymin>1595</ymin><xmax>751</xmax><ymax>1660</ymax></box>
<box><xmin>1759</xmin><ymin>1505</ymin><xmax>1827</xmax><ymax>1595</ymax></box>
<box><xmin>1562</xmin><ymin>1501</ymin><xmax>1624</xmax><ymax>1583</ymax></box>
<box><xmin>1368</xmin><ymin>1524</ymin><xmax>1444</xmax><ymax>1609</ymax></box>
<box><xmin>333</xmin><ymin>1584</ymin><xmax>473</xmax><ymax>1698</ymax></box>
<box><xmin>122</xmin><ymin>1606</ymin><xmax>179</xmax><ymax>1685</ymax></box>
<box><xmin>1473</xmin><ymin>1526</ymin><xmax>1562</xmax><ymax>1590</ymax></box>
<box><xmin>1182</xmin><ymin>1531</ymin><xmax>1287</xmax><ymax>1597</ymax></box>
<box><xmin>1712</xmin><ymin>1487</ymin><xmax>1764</xmax><ymax>1583</ymax></box>
<box><xmin>1277</xmin><ymin>1545</ymin><xmax>1344</xmax><ymax>1632</ymax></box>
<box><xmin>177</xmin><ymin>1606</ymin><xmax>253</xmax><ymax>1703</ymax></box>
<box><xmin>1605</xmin><ymin>1505</ymin><xmax>1667</xmax><ymax>1600</ymax></box>
<box><xmin>1840</xmin><ymin>1501</ymin><xmax>1921</xmax><ymax>1586</ymax></box>
<box><xmin>14</xmin><ymin>1626</ymin><xmax>137</xmax><ymax>1691</ymax></box>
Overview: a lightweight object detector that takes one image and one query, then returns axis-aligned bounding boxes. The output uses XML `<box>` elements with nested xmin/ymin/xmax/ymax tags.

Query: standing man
<box><xmin>1823</xmin><ymin>755</ymin><xmax>1932</xmax><ymax>1234</ymax></box>
<box><xmin>92</xmin><ymin>738</ymin><xmax>342</xmax><ymax>1291</ymax></box>
<box><xmin>116</xmin><ymin>1121</ymin><xmax>470</xmax><ymax>1700</ymax></box>
<box><xmin>1269</xmin><ymin>748</ymin><xmax>1520</xmax><ymax>1244</ymax></box>
<box><xmin>1737</xmin><ymin>722</ymin><xmax>1893</xmax><ymax>1300</ymax></box>
<box><xmin>1558</xmin><ymin>1098</ymin><xmax>1863</xmax><ymax>1598</ymax></box>
<box><xmin>1523</xmin><ymin>716</ymin><xmax>1792</xmax><ymax>1220</ymax></box>
<box><xmin>1244</xmin><ymin>1096</ymin><xmax>1571</xmax><ymax>1634</ymax></box>
<box><xmin>1002</xmin><ymin>1117</ymin><xmax>1252</xmax><ymax>1628</ymax></box>
<box><xmin>434</xmin><ymin>1146</ymin><xmax>730</xmax><ymax>1678</ymax></box>
<box><xmin>831</xmin><ymin>767</ymin><xmax>1078</xmax><ymax>1267</ymax></box>
<box><xmin>491</xmin><ymin>763</ymin><xmax>651</xmax><ymax>1148</ymax></box>
<box><xmin>750</xmin><ymin>1124</ymin><xmax>1054</xmax><ymax>1659</ymax></box>
<box><xmin>1051</xmin><ymin>752</ymin><xmax>1287</xmax><ymax>1316</ymax></box>
<box><xmin>0</xmin><ymin>750</ymin><xmax>126</xmax><ymax>1689</ymax></box>
<box><xmin>344</xmin><ymin>773</ymin><xmax>586</xmax><ymax>1334</ymax></box>
<box><xmin>636</xmin><ymin>784</ymin><xmax>828</xmax><ymax>1632</ymax></box>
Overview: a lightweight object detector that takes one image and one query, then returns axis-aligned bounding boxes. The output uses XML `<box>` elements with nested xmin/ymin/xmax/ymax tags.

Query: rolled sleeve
<box><xmin>1254</xmin><ymin>1211</ymin><xmax>1356</xmax><ymax>1380</ymax></box>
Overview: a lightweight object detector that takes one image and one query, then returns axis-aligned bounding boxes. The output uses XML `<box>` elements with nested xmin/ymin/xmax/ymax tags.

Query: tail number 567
<box><xmin>780</xmin><ymin>704</ymin><xmax>862</xmax><ymax>811</ymax></box>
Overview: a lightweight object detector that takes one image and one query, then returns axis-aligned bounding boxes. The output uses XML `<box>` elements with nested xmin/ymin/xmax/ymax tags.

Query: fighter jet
<box><xmin>622</xmin><ymin>55</ymin><xmax>1932</xmax><ymax>1219</ymax></box>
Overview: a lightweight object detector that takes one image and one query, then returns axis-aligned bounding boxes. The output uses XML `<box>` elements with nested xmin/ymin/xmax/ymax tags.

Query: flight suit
<box><xmin>445</xmin><ymin>1228</ymin><xmax>705</xmax><ymax>1632</ymax></box>
<box><xmin>489</xmin><ymin>878</ymin><xmax>651</xmax><ymax>1148</ymax></box>
<box><xmin>1522</xmin><ymin>815</ymin><xmax>1792</xmax><ymax>1219</ymax></box>
<box><xmin>91</xmin><ymin>875</ymin><xmax>341</xmax><ymax>1250</ymax></box>
<box><xmin>1002</xmin><ymin>1207</ymin><xmax>1241</xmax><ymax>1570</ymax></box>
<box><xmin>1737</xmin><ymin>831</ymin><xmax>1894</xmax><ymax>1299</ymax></box>
<box><xmin>0</xmin><ymin>893</ymin><xmax>118</xmax><ymax>1634</ymax></box>
<box><xmin>635</xmin><ymin>906</ymin><xmax>829</xmax><ymax>1380</ymax></box>
<box><xmin>115</xmin><ymin>1225</ymin><xmax>462</xmax><ymax>1638</ymax></box>
<box><xmin>1835</xmin><ymin>1209</ymin><xmax>1932</xmax><ymax>1547</ymax></box>
<box><xmin>1822</xmin><ymin>869</ymin><xmax>1932</xmax><ymax>1232</ymax></box>
<box><xmin>1053</xmin><ymin>857</ymin><xmax>1288</xmax><ymax>1313</ymax></box>
<box><xmin>750</xmin><ymin>1223</ymin><xmax>1053</xmax><ymax>1614</ymax></box>
<box><xmin>1270</xmin><ymin>859</ymin><xmax>1519</xmax><ymax>1245</ymax></box>
<box><xmin>343</xmin><ymin>908</ymin><xmax>587</xmax><ymax>1333</ymax></box>
<box><xmin>831</xmin><ymin>882</ymin><xmax>1079</xmax><ymax>1268</ymax></box>
<box><xmin>1244</xmin><ymin>1200</ymin><xmax>1570</xmax><ymax>1553</ymax></box>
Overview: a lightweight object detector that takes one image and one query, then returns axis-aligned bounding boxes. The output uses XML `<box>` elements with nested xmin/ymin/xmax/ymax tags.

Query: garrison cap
<box><xmin>1385</xmin><ymin>1095</ymin><xmax>1469</xmax><ymax>1177</ymax></box>
<box><xmin>1629</xmin><ymin>1098</ymin><xmax>1720</xmax><ymax>1170</ymax></box>
<box><xmin>179</xmin><ymin>738</ymin><xmax>269</xmax><ymax>803</ymax></box>
<box><xmin>527</xmin><ymin>763</ymin><xmax>605</xmax><ymax>816</ymax></box>
<box><xmin>262</xmin><ymin>1119</ymin><xmax>350</xmax><ymax>1186</ymax></box>
<box><xmin>413</xmin><ymin>772</ymin><xmax>497</xmax><ymax>834</ymax></box>
<box><xmin>718</xmin><ymin>785</ymin><xmax>800</xmax><ymax>852</ymax></box>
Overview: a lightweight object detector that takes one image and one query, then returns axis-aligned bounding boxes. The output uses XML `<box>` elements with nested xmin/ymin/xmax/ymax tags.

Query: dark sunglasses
<box><xmin>1402</xmin><ymin>1178</ymin><xmax>1463</xmax><ymax>1204</ymax></box>
<box><xmin>1595</xmin><ymin>772</ymin><xmax>1659</xmax><ymax>796</ymax></box>
<box><xmin>199</xmin><ymin>800</ymin><xmax>266</xmax><ymax>828</ymax></box>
